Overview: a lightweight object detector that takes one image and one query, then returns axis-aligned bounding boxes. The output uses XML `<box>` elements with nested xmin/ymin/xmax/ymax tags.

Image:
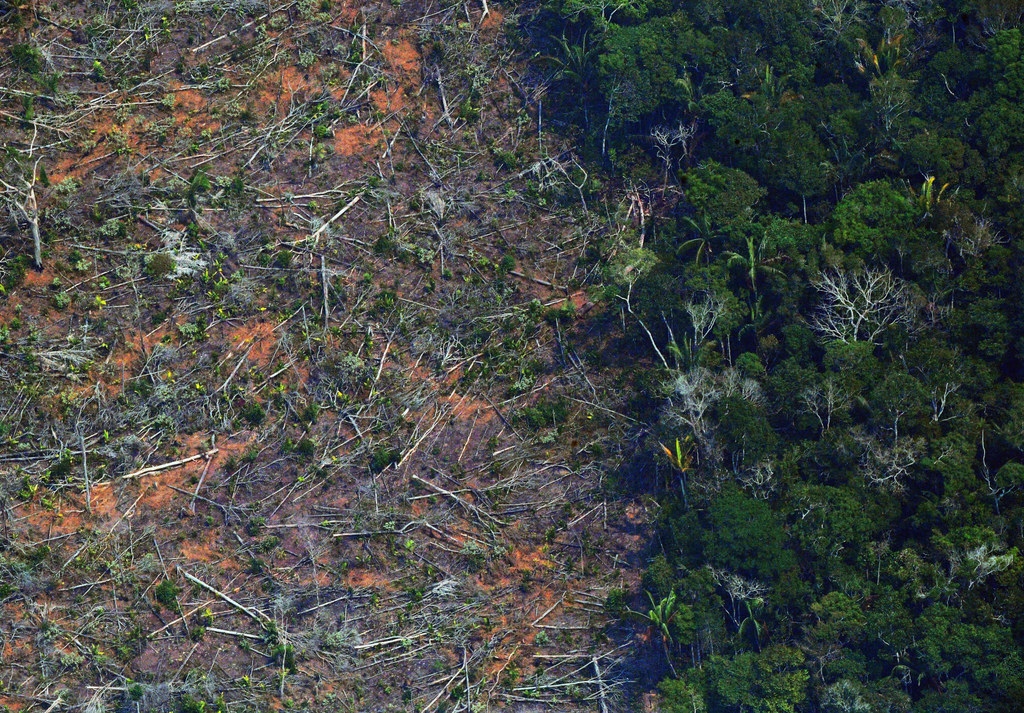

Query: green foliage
<box><xmin>604</xmin><ymin>588</ymin><xmax>628</xmax><ymax>618</ymax></box>
<box><xmin>293</xmin><ymin>437</ymin><xmax>316</xmax><ymax>458</ymax></box>
<box><xmin>642</xmin><ymin>554</ymin><xmax>675</xmax><ymax>601</ymax></box>
<box><xmin>702</xmin><ymin>488</ymin><xmax>795</xmax><ymax>584</ymax></box>
<box><xmin>658</xmin><ymin>678</ymin><xmax>706</xmax><ymax>713</ymax></box>
<box><xmin>369</xmin><ymin>445</ymin><xmax>400</xmax><ymax>473</ymax></box>
<box><xmin>179</xmin><ymin>695</ymin><xmax>204</xmax><ymax>713</ymax></box>
<box><xmin>683</xmin><ymin>162</ymin><xmax>765</xmax><ymax>230</ymax></box>
<box><xmin>596</xmin><ymin>12</ymin><xmax>699</xmax><ymax>126</ymax></box>
<box><xmin>154</xmin><ymin>579</ymin><xmax>180</xmax><ymax>608</ymax></box>
<box><xmin>187</xmin><ymin>170</ymin><xmax>211</xmax><ymax>204</ymax></box>
<box><xmin>517</xmin><ymin>399</ymin><xmax>569</xmax><ymax>430</ymax></box>
<box><xmin>9</xmin><ymin>44</ymin><xmax>42</xmax><ymax>74</ymax></box>
<box><xmin>539</xmin><ymin>0</ymin><xmax>1024</xmax><ymax>709</ymax></box>
<box><xmin>706</xmin><ymin>646</ymin><xmax>809</xmax><ymax>713</ymax></box>
<box><xmin>271</xmin><ymin>643</ymin><xmax>297</xmax><ymax>674</ymax></box>
<box><xmin>145</xmin><ymin>253</ymin><xmax>176</xmax><ymax>278</ymax></box>
<box><xmin>178</xmin><ymin>319</ymin><xmax>207</xmax><ymax>343</ymax></box>
<box><xmin>242</xmin><ymin>402</ymin><xmax>266</xmax><ymax>426</ymax></box>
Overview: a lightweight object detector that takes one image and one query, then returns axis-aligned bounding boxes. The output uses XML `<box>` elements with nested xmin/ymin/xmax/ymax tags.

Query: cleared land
<box><xmin>0</xmin><ymin>2</ymin><xmax>647</xmax><ymax>711</ymax></box>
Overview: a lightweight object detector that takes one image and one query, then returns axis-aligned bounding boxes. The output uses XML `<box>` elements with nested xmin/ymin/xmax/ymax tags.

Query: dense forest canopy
<box><xmin>527</xmin><ymin>0</ymin><xmax>1024</xmax><ymax>710</ymax></box>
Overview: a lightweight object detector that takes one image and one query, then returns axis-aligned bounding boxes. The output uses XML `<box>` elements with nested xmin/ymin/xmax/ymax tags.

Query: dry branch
<box><xmin>307</xmin><ymin>195</ymin><xmax>362</xmax><ymax>244</ymax></box>
<box><xmin>122</xmin><ymin>448</ymin><xmax>219</xmax><ymax>480</ymax></box>
<box><xmin>409</xmin><ymin>474</ymin><xmax>501</xmax><ymax>525</ymax></box>
<box><xmin>178</xmin><ymin>568</ymin><xmax>271</xmax><ymax>626</ymax></box>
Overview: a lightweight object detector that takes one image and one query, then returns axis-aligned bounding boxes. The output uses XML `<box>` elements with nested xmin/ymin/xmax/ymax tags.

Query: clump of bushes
<box><xmin>517</xmin><ymin>399</ymin><xmax>568</xmax><ymax>430</ymax></box>
<box><xmin>370</xmin><ymin>445</ymin><xmax>401</xmax><ymax>473</ymax></box>
<box><xmin>145</xmin><ymin>252</ymin><xmax>176</xmax><ymax>278</ymax></box>
<box><xmin>154</xmin><ymin>579</ymin><xmax>180</xmax><ymax>608</ymax></box>
<box><xmin>242</xmin><ymin>402</ymin><xmax>266</xmax><ymax>426</ymax></box>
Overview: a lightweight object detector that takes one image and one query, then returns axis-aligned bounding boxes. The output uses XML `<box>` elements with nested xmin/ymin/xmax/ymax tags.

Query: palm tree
<box><xmin>541</xmin><ymin>33</ymin><xmax>598</xmax><ymax>126</ymax></box>
<box><xmin>741</xmin><ymin>65</ymin><xmax>802</xmax><ymax>111</ymax></box>
<box><xmin>738</xmin><ymin>597</ymin><xmax>765</xmax><ymax>651</ymax></box>
<box><xmin>910</xmin><ymin>175</ymin><xmax>950</xmax><ymax>219</ymax></box>
<box><xmin>723</xmin><ymin>232</ymin><xmax>783</xmax><ymax>321</ymax></box>
<box><xmin>855</xmin><ymin>33</ymin><xmax>906</xmax><ymax>78</ymax></box>
<box><xmin>677</xmin><ymin>214</ymin><xmax>719</xmax><ymax>265</ymax></box>
<box><xmin>631</xmin><ymin>591</ymin><xmax>683</xmax><ymax>676</ymax></box>
<box><xmin>660</xmin><ymin>435</ymin><xmax>694</xmax><ymax>506</ymax></box>
<box><xmin>675</xmin><ymin>71</ymin><xmax>700</xmax><ymax>114</ymax></box>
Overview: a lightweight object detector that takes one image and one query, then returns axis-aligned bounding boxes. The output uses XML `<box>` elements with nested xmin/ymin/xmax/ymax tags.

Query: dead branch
<box><xmin>122</xmin><ymin>448</ymin><xmax>219</xmax><ymax>480</ymax></box>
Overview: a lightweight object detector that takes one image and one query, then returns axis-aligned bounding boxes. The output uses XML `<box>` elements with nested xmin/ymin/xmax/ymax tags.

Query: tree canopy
<box><xmin>533</xmin><ymin>0</ymin><xmax>1024</xmax><ymax>709</ymax></box>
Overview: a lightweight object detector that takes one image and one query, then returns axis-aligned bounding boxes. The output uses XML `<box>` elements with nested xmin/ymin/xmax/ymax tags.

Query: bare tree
<box><xmin>710</xmin><ymin>568</ymin><xmax>769</xmax><ymax>604</ymax></box>
<box><xmin>563</xmin><ymin>0</ymin><xmax>649</xmax><ymax>23</ymax></box>
<box><xmin>870</xmin><ymin>74</ymin><xmax>914</xmax><ymax>135</ymax></box>
<box><xmin>522</xmin><ymin>154</ymin><xmax>589</xmax><ymax>213</ymax></box>
<box><xmin>739</xmin><ymin>460</ymin><xmax>776</xmax><ymax>499</ymax></box>
<box><xmin>709</xmin><ymin>567</ymin><xmax>770</xmax><ymax>631</ymax></box>
<box><xmin>664</xmin><ymin>367</ymin><xmax>721</xmax><ymax>459</ymax></box>
<box><xmin>975</xmin><ymin>0</ymin><xmax>1024</xmax><ymax>33</ymax></box>
<box><xmin>650</xmin><ymin>121</ymin><xmax>696</xmax><ymax>189</ymax></box>
<box><xmin>719</xmin><ymin>366</ymin><xmax>764</xmax><ymax>404</ymax></box>
<box><xmin>944</xmin><ymin>214</ymin><xmax>1004</xmax><ymax>258</ymax></box>
<box><xmin>929</xmin><ymin>381</ymin><xmax>960</xmax><ymax>422</ymax></box>
<box><xmin>620</xmin><ymin>278</ymin><xmax>670</xmax><ymax>369</ymax></box>
<box><xmin>664</xmin><ymin>365</ymin><xmax>764</xmax><ymax>470</ymax></box>
<box><xmin>810</xmin><ymin>0</ymin><xmax>867</xmax><ymax>43</ymax></box>
<box><xmin>800</xmin><ymin>379</ymin><xmax>848</xmax><ymax>433</ymax></box>
<box><xmin>822</xmin><ymin>680</ymin><xmax>872</xmax><ymax>713</ymax></box>
<box><xmin>947</xmin><ymin>540</ymin><xmax>1015</xmax><ymax>591</ymax></box>
<box><xmin>811</xmin><ymin>267</ymin><xmax>916</xmax><ymax>344</ymax></box>
<box><xmin>979</xmin><ymin>431</ymin><xmax>1024</xmax><ymax>515</ymax></box>
<box><xmin>610</xmin><ymin>245</ymin><xmax>671</xmax><ymax>368</ymax></box>
<box><xmin>684</xmin><ymin>291</ymin><xmax>724</xmax><ymax>350</ymax></box>
<box><xmin>856</xmin><ymin>433</ymin><xmax>923</xmax><ymax>492</ymax></box>
<box><xmin>0</xmin><ymin>125</ymin><xmax>43</xmax><ymax>270</ymax></box>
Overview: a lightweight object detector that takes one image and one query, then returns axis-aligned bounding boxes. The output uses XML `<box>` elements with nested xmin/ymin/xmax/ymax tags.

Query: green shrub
<box><xmin>604</xmin><ymin>588</ymin><xmax>627</xmax><ymax>618</ymax></box>
<box><xmin>370</xmin><ymin>445</ymin><xmax>401</xmax><ymax>473</ymax></box>
<box><xmin>295</xmin><ymin>437</ymin><xmax>316</xmax><ymax>457</ymax></box>
<box><xmin>517</xmin><ymin>399</ymin><xmax>568</xmax><ymax>430</ymax></box>
<box><xmin>179</xmin><ymin>695</ymin><xmax>203</xmax><ymax>713</ymax></box>
<box><xmin>242</xmin><ymin>402</ymin><xmax>266</xmax><ymax>426</ymax></box>
<box><xmin>272</xmin><ymin>643</ymin><xmax>297</xmax><ymax>673</ymax></box>
<box><xmin>9</xmin><ymin>44</ymin><xmax>42</xmax><ymax>73</ymax></box>
<box><xmin>154</xmin><ymin>579</ymin><xmax>180</xmax><ymax>608</ymax></box>
<box><xmin>52</xmin><ymin>292</ymin><xmax>71</xmax><ymax>310</ymax></box>
<box><xmin>145</xmin><ymin>253</ymin><xmax>176</xmax><ymax>278</ymax></box>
